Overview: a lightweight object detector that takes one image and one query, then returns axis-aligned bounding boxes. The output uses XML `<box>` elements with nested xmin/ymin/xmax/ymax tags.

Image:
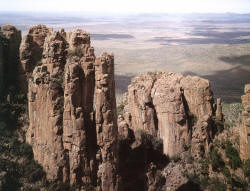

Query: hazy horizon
<box><xmin>1</xmin><ymin>0</ymin><xmax>250</xmax><ymax>14</ymax></box>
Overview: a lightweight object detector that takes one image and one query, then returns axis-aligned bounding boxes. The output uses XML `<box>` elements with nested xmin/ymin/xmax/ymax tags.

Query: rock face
<box><xmin>151</xmin><ymin>72</ymin><xmax>190</xmax><ymax>157</ymax></box>
<box><xmin>1</xmin><ymin>24</ymin><xmax>227</xmax><ymax>190</ymax></box>
<box><xmin>216</xmin><ymin>98</ymin><xmax>223</xmax><ymax>121</ymax></box>
<box><xmin>0</xmin><ymin>25</ymin><xmax>21</xmax><ymax>90</ymax></box>
<box><xmin>25</xmin><ymin>26</ymin><xmax>118</xmax><ymax>190</ymax></box>
<box><xmin>26</xmin><ymin>31</ymin><xmax>68</xmax><ymax>181</ymax></box>
<box><xmin>19</xmin><ymin>25</ymin><xmax>51</xmax><ymax>92</ymax></box>
<box><xmin>240</xmin><ymin>84</ymin><xmax>250</xmax><ymax>160</ymax></box>
<box><xmin>95</xmin><ymin>53</ymin><xmax>118</xmax><ymax>191</ymax></box>
<box><xmin>125</xmin><ymin>71</ymin><xmax>215</xmax><ymax>157</ymax></box>
<box><xmin>63</xmin><ymin>30</ymin><xmax>96</xmax><ymax>186</ymax></box>
<box><xmin>127</xmin><ymin>74</ymin><xmax>158</xmax><ymax>136</ymax></box>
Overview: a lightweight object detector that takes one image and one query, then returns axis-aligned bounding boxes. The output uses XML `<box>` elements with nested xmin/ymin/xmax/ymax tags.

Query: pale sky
<box><xmin>0</xmin><ymin>0</ymin><xmax>250</xmax><ymax>14</ymax></box>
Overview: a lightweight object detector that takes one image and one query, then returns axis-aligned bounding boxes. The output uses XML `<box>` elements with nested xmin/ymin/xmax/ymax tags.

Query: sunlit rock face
<box><xmin>62</xmin><ymin>29</ymin><xmax>96</xmax><ymax>186</ymax></box>
<box><xmin>26</xmin><ymin>30</ymin><xmax>68</xmax><ymax>181</ymax></box>
<box><xmin>95</xmin><ymin>53</ymin><xmax>119</xmax><ymax>191</ymax></box>
<box><xmin>25</xmin><ymin>26</ymin><xmax>118</xmax><ymax>190</ymax></box>
<box><xmin>125</xmin><ymin>71</ymin><xmax>215</xmax><ymax>157</ymax></box>
<box><xmin>240</xmin><ymin>84</ymin><xmax>250</xmax><ymax>160</ymax></box>
<box><xmin>5</xmin><ymin>23</ymin><xmax>226</xmax><ymax>191</ymax></box>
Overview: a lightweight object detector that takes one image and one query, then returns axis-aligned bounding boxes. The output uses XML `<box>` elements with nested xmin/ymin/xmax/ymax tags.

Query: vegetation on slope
<box><xmin>0</xmin><ymin>71</ymin><xmax>73</xmax><ymax>190</ymax></box>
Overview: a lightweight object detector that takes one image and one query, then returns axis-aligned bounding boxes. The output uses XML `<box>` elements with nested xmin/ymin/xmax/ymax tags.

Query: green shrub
<box><xmin>22</xmin><ymin>160</ymin><xmax>45</xmax><ymax>183</ymax></box>
<box><xmin>225</xmin><ymin>141</ymin><xmax>242</xmax><ymax>170</ymax></box>
<box><xmin>186</xmin><ymin>152</ymin><xmax>194</xmax><ymax>164</ymax></box>
<box><xmin>67</xmin><ymin>48</ymin><xmax>83</xmax><ymax>58</ymax></box>
<box><xmin>213</xmin><ymin>117</ymin><xmax>224</xmax><ymax>133</ymax></box>
<box><xmin>47</xmin><ymin>182</ymin><xmax>75</xmax><ymax>191</ymax></box>
<box><xmin>0</xmin><ymin>157</ymin><xmax>19</xmax><ymax>175</ymax></box>
<box><xmin>147</xmin><ymin>71</ymin><xmax>158</xmax><ymax>76</ymax></box>
<box><xmin>182</xmin><ymin>141</ymin><xmax>190</xmax><ymax>151</ymax></box>
<box><xmin>171</xmin><ymin>154</ymin><xmax>181</xmax><ymax>163</ymax></box>
<box><xmin>210</xmin><ymin>178</ymin><xmax>227</xmax><ymax>191</ymax></box>
<box><xmin>134</xmin><ymin>130</ymin><xmax>163</xmax><ymax>152</ymax></box>
<box><xmin>230</xmin><ymin>174</ymin><xmax>248</xmax><ymax>191</ymax></box>
<box><xmin>18</xmin><ymin>143</ymin><xmax>34</xmax><ymax>159</ymax></box>
<box><xmin>199</xmin><ymin>159</ymin><xmax>209</xmax><ymax>176</ymax></box>
<box><xmin>242</xmin><ymin>159</ymin><xmax>250</xmax><ymax>181</ymax></box>
<box><xmin>151</xmin><ymin>137</ymin><xmax>163</xmax><ymax>151</ymax></box>
<box><xmin>23</xmin><ymin>185</ymin><xmax>41</xmax><ymax>191</ymax></box>
<box><xmin>222</xmin><ymin>167</ymin><xmax>231</xmax><ymax>179</ymax></box>
<box><xmin>209</xmin><ymin>148</ymin><xmax>225</xmax><ymax>172</ymax></box>
<box><xmin>117</xmin><ymin>103</ymin><xmax>125</xmax><ymax>115</ymax></box>
<box><xmin>188</xmin><ymin>112</ymin><xmax>197</xmax><ymax>126</ymax></box>
<box><xmin>222</xmin><ymin>103</ymin><xmax>243</xmax><ymax>127</ymax></box>
<box><xmin>184</xmin><ymin>172</ymin><xmax>209</xmax><ymax>189</ymax></box>
<box><xmin>0</xmin><ymin>172</ymin><xmax>20</xmax><ymax>191</ymax></box>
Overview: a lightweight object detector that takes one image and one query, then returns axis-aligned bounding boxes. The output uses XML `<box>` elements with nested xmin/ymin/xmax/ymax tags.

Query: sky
<box><xmin>0</xmin><ymin>0</ymin><xmax>250</xmax><ymax>14</ymax></box>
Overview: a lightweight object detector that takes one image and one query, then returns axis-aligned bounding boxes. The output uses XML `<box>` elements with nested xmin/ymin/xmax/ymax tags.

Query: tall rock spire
<box><xmin>95</xmin><ymin>53</ymin><xmax>119</xmax><ymax>191</ymax></box>
<box><xmin>240</xmin><ymin>84</ymin><xmax>250</xmax><ymax>160</ymax></box>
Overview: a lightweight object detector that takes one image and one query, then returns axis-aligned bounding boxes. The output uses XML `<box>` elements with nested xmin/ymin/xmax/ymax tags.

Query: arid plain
<box><xmin>1</xmin><ymin>12</ymin><xmax>250</xmax><ymax>102</ymax></box>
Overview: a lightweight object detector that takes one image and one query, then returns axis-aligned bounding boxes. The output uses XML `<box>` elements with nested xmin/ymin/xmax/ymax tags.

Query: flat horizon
<box><xmin>1</xmin><ymin>0</ymin><xmax>250</xmax><ymax>14</ymax></box>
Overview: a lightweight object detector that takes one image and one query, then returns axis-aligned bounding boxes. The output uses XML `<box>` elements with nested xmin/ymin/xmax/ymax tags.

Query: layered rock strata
<box><xmin>125</xmin><ymin>71</ymin><xmax>215</xmax><ymax>157</ymax></box>
<box><xmin>240</xmin><ymin>84</ymin><xmax>250</xmax><ymax>160</ymax></box>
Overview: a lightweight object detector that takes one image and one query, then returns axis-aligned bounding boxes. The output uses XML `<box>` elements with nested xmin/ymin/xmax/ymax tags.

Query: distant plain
<box><xmin>1</xmin><ymin>12</ymin><xmax>250</xmax><ymax>103</ymax></box>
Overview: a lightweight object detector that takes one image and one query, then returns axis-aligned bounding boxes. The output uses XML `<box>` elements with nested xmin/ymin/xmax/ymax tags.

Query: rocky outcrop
<box><xmin>127</xmin><ymin>74</ymin><xmax>158</xmax><ymax>136</ymax></box>
<box><xmin>0</xmin><ymin>25</ymin><xmax>21</xmax><ymax>90</ymax></box>
<box><xmin>125</xmin><ymin>71</ymin><xmax>215</xmax><ymax>157</ymax></box>
<box><xmin>19</xmin><ymin>25</ymin><xmax>51</xmax><ymax>92</ymax></box>
<box><xmin>95</xmin><ymin>53</ymin><xmax>119</xmax><ymax>191</ymax></box>
<box><xmin>240</xmin><ymin>84</ymin><xmax>250</xmax><ymax>160</ymax></box>
<box><xmin>63</xmin><ymin>30</ymin><xmax>96</xmax><ymax>186</ymax></box>
<box><xmin>26</xmin><ymin>31</ymin><xmax>68</xmax><ymax>181</ymax></box>
<box><xmin>216</xmin><ymin>98</ymin><xmax>223</xmax><ymax>121</ymax></box>
<box><xmin>24</xmin><ymin>26</ymin><xmax>118</xmax><ymax>190</ymax></box>
<box><xmin>2</xmin><ymin>24</ymin><xmax>230</xmax><ymax>191</ymax></box>
<box><xmin>151</xmin><ymin>72</ymin><xmax>190</xmax><ymax>157</ymax></box>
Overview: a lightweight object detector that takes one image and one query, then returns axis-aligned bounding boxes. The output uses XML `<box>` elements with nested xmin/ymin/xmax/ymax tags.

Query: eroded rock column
<box><xmin>26</xmin><ymin>31</ymin><xmax>68</xmax><ymax>181</ymax></box>
<box><xmin>216</xmin><ymin>98</ymin><xmax>223</xmax><ymax>121</ymax></box>
<box><xmin>180</xmin><ymin>76</ymin><xmax>214</xmax><ymax>156</ymax></box>
<box><xmin>127</xmin><ymin>74</ymin><xmax>158</xmax><ymax>136</ymax></box>
<box><xmin>63</xmin><ymin>30</ymin><xmax>96</xmax><ymax>186</ymax></box>
<box><xmin>126</xmin><ymin>71</ymin><xmax>216</xmax><ymax>158</ymax></box>
<box><xmin>240</xmin><ymin>84</ymin><xmax>250</xmax><ymax>160</ymax></box>
<box><xmin>151</xmin><ymin>72</ymin><xmax>190</xmax><ymax>157</ymax></box>
<box><xmin>95</xmin><ymin>53</ymin><xmax>118</xmax><ymax>191</ymax></box>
